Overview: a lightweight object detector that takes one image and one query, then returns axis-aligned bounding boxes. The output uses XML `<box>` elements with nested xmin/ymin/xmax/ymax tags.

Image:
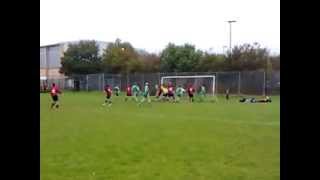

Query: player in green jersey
<box><xmin>113</xmin><ymin>86</ymin><xmax>120</xmax><ymax>96</ymax></box>
<box><xmin>175</xmin><ymin>85</ymin><xmax>185</xmax><ymax>102</ymax></box>
<box><xmin>131</xmin><ymin>83</ymin><xmax>140</xmax><ymax>102</ymax></box>
<box><xmin>138</xmin><ymin>82</ymin><xmax>151</xmax><ymax>106</ymax></box>
<box><xmin>198</xmin><ymin>85</ymin><xmax>206</xmax><ymax>102</ymax></box>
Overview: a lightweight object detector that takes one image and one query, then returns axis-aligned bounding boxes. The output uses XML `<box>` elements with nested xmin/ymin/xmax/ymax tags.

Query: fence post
<box><xmin>112</xmin><ymin>74</ymin><xmax>114</xmax><ymax>87</ymax></box>
<box><xmin>86</xmin><ymin>75</ymin><xmax>89</xmax><ymax>91</ymax></box>
<box><xmin>102</xmin><ymin>73</ymin><xmax>105</xmax><ymax>91</ymax></box>
<box><xmin>215</xmin><ymin>72</ymin><xmax>218</xmax><ymax>95</ymax></box>
<box><xmin>263</xmin><ymin>71</ymin><xmax>266</xmax><ymax>96</ymax></box>
<box><xmin>238</xmin><ymin>71</ymin><xmax>241</xmax><ymax>96</ymax></box>
<box><xmin>126</xmin><ymin>74</ymin><xmax>129</xmax><ymax>86</ymax></box>
<box><xmin>142</xmin><ymin>73</ymin><xmax>145</xmax><ymax>84</ymax></box>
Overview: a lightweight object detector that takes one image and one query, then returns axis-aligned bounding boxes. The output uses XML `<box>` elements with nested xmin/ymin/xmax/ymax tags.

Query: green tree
<box><xmin>139</xmin><ymin>53</ymin><xmax>160</xmax><ymax>72</ymax></box>
<box><xmin>226</xmin><ymin>42</ymin><xmax>270</xmax><ymax>71</ymax></box>
<box><xmin>197</xmin><ymin>53</ymin><xmax>226</xmax><ymax>72</ymax></box>
<box><xmin>270</xmin><ymin>55</ymin><xmax>280</xmax><ymax>70</ymax></box>
<box><xmin>102</xmin><ymin>39</ymin><xmax>143</xmax><ymax>73</ymax></box>
<box><xmin>60</xmin><ymin>40</ymin><xmax>102</xmax><ymax>75</ymax></box>
<box><xmin>160</xmin><ymin>43</ymin><xmax>203</xmax><ymax>72</ymax></box>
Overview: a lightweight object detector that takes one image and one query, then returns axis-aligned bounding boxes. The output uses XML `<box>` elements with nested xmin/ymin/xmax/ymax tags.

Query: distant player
<box><xmin>198</xmin><ymin>85</ymin><xmax>206</xmax><ymax>102</ymax></box>
<box><xmin>167</xmin><ymin>82</ymin><xmax>175</xmax><ymax>101</ymax></box>
<box><xmin>175</xmin><ymin>85</ymin><xmax>185</xmax><ymax>102</ymax></box>
<box><xmin>114</xmin><ymin>86</ymin><xmax>120</xmax><ymax>96</ymax></box>
<box><xmin>139</xmin><ymin>82</ymin><xmax>151</xmax><ymax>105</ymax></box>
<box><xmin>187</xmin><ymin>84</ymin><xmax>195</xmax><ymax>102</ymax></box>
<box><xmin>125</xmin><ymin>84</ymin><xmax>132</xmax><ymax>101</ymax></box>
<box><xmin>50</xmin><ymin>83</ymin><xmax>62</xmax><ymax>109</ymax></box>
<box><xmin>103</xmin><ymin>84</ymin><xmax>112</xmax><ymax>107</ymax></box>
<box><xmin>226</xmin><ymin>88</ymin><xmax>230</xmax><ymax>100</ymax></box>
<box><xmin>131</xmin><ymin>83</ymin><xmax>140</xmax><ymax>102</ymax></box>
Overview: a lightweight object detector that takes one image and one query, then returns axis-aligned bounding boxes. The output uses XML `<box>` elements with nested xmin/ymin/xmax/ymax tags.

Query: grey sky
<box><xmin>40</xmin><ymin>0</ymin><xmax>280</xmax><ymax>54</ymax></box>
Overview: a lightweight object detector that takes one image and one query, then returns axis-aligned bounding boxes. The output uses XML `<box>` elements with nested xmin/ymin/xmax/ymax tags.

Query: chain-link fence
<box><xmin>40</xmin><ymin>71</ymin><xmax>280</xmax><ymax>96</ymax></box>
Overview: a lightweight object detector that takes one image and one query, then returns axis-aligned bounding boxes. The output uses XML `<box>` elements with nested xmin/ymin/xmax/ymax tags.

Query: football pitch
<box><xmin>41</xmin><ymin>92</ymin><xmax>280</xmax><ymax>180</ymax></box>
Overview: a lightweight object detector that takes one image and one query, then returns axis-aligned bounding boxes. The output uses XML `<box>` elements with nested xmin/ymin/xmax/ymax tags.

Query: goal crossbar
<box><xmin>161</xmin><ymin>75</ymin><xmax>216</xmax><ymax>96</ymax></box>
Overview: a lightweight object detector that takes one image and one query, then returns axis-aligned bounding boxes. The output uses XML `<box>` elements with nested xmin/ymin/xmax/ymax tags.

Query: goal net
<box><xmin>160</xmin><ymin>75</ymin><xmax>216</xmax><ymax>96</ymax></box>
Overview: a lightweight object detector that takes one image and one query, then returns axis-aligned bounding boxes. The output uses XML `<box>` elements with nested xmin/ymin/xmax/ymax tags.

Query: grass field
<box><xmin>41</xmin><ymin>92</ymin><xmax>280</xmax><ymax>180</ymax></box>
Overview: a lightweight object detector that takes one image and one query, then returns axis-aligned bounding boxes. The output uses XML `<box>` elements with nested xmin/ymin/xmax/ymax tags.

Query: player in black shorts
<box><xmin>103</xmin><ymin>85</ymin><xmax>113</xmax><ymax>107</ymax></box>
<box><xmin>226</xmin><ymin>88</ymin><xmax>230</xmax><ymax>100</ymax></box>
<box><xmin>167</xmin><ymin>82</ymin><xmax>175</xmax><ymax>101</ymax></box>
<box><xmin>50</xmin><ymin>83</ymin><xmax>62</xmax><ymax>109</ymax></box>
<box><xmin>187</xmin><ymin>84</ymin><xmax>195</xmax><ymax>102</ymax></box>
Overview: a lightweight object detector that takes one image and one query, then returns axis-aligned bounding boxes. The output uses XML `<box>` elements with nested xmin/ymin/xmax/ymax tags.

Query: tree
<box><xmin>160</xmin><ymin>43</ymin><xmax>203</xmax><ymax>72</ymax></box>
<box><xmin>270</xmin><ymin>55</ymin><xmax>280</xmax><ymax>70</ymax></box>
<box><xmin>226</xmin><ymin>42</ymin><xmax>270</xmax><ymax>71</ymax></box>
<box><xmin>139</xmin><ymin>53</ymin><xmax>160</xmax><ymax>72</ymax></box>
<box><xmin>102</xmin><ymin>39</ymin><xmax>143</xmax><ymax>74</ymax></box>
<box><xmin>60</xmin><ymin>40</ymin><xmax>102</xmax><ymax>75</ymax></box>
<box><xmin>197</xmin><ymin>53</ymin><xmax>226</xmax><ymax>72</ymax></box>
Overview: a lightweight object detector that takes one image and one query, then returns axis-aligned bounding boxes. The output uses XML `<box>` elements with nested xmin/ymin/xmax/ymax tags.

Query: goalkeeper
<box><xmin>131</xmin><ymin>83</ymin><xmax>140</xmax><ymax>102</ymax></box>
<box><xmin>239</xmin><ymin>96</ymin><xmax>272</xmax><ymax>103</ymax></box>
<box><xmin>198</xmin><ymin>85</ymin><xmax>206</xmax><ymax>102</ymax></box>
<box><xmin>175</xmin><ymin>85</ymin><xmax>185</xmax><ymax>102</ymax></box>
<box><xmin>160</xmin><ymin>85</ymin><xmax>169</xmax><ymax>101</ymax></box>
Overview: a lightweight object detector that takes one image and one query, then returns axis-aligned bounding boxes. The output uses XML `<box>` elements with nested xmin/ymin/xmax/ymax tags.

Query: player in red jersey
<box><xmin>125</xmin><ymin>84</ymin><xmax>132</xmax><ymax>101</ymax></box>
<box><xmin>187</xmin><ymin>84</ymin><xmax>195</xmax><ymax>102</ymax></box>
<box><xmin>103</xmin><ymin>84</ymin><xmax>113</xmax><ymax>107</ymax></box>
<box><xmin>50</xmin><ymin>83</ymin><xmax>62</xmax><ymax>109</ymax></box>
<box><xmin>167</xmin><ymin>82</ymin><xmax>175</xmax><ymax>101</ymax></box>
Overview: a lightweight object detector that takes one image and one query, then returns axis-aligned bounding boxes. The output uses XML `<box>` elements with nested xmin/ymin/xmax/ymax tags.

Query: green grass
<box><xmin>41</xmin><ymin>92</ymin><xmax>280</xmax><ymax>180</ymax></box>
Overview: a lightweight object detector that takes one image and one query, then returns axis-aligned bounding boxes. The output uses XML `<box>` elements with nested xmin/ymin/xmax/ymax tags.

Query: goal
<box><xmin>160</xmin><ymin>75</ymin><xmax>216</xmax><ymax>96</ymax></box>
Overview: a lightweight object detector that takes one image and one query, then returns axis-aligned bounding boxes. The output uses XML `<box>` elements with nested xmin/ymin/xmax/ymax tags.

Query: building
<box><xmin>40</xmin><ymin>41</ymin><xmax>109</xmax><ymax>80</ymax></box>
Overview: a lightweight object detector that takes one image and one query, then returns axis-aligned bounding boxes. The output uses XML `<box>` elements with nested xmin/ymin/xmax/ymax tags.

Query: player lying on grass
<box><xmin>255</xmin><ymin>96</ymin><xmax>272</xmax><ymax>103</ymax></box>
<box><xmin>239</xmin><ymin>96</ymin><xmax>272</xmax><ymax>103</ymax></box>
<box><xmin>175</xmin><ymin>85</ymin><xmax>185</xmax><ymax>102</ymax></box>
<box><xmin>198</xmin><ymin>85</ymin><xmax>206</xmax><ymax>102</ymax></box>
<box><xmin>50</xmin><ymin>83</ymin><xmax>62</xmax><ymax>109</ymax></box>
<box><xmin>138</xmin><ymin>82</ymin><xmax>151</xmax><ymax>106</ymax></box>
<box><xmin>187</xmin><ymin>84</ymin><xmax>196</xmax><ymax>102</ymax></box>
<box><xmin>103</xmin><ymin>84</ymin><xmax>112</xmax><ymax>107</ymax></box>
<box><xmin>131</xmin><ymin>83</ymin><xmax>140</xmax><ymax>102</ymax></box>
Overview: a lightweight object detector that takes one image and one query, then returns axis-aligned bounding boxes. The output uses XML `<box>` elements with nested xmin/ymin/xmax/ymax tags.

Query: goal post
<box><xmin>160</xmin><ymin>75</ymin><xmax>216</xmax><ymax>96</ymax></box>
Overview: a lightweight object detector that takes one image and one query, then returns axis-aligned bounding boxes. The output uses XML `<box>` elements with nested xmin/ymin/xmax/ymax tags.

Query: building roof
<box><xmin>40</xmin><ymin>40</ymin><xmax>146</xmax><ymax>54</ymax></box>
<box><xmin>40</xmin><ymin>43</ymin><xmax>61</xmax><ymax>48</ymax></box>
<box><xmin>41</xmin><ymin>40</ymin><xmax>109</xmax><ymax>47</ymax></box>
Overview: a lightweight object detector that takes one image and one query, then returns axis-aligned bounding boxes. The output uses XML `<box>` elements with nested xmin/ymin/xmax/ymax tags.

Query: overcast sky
<box><xmin>40</xmin><ymin>0</ymin><xmax>280</xmax><ymax>54</ymax></box>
